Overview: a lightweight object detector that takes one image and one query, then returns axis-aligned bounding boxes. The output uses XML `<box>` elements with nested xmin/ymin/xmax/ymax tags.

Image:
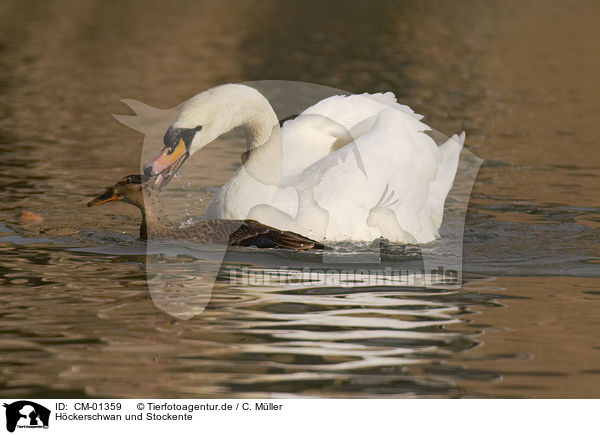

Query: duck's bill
<box><xmin>143</xmin><ymin>139</ymin><xmax>189</xmax><ymax>190</ymax></box>
<box><xmin>87</xmin><ymin>189</ymin><xmax>118</xmax><ymax>207</ymax></box>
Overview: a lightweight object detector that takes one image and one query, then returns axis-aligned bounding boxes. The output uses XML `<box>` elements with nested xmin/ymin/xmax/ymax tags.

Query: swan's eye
<box><xmin>195</xmin><ymin>125</ymin><xmax>203</xmax><ymax>131</ymax></box>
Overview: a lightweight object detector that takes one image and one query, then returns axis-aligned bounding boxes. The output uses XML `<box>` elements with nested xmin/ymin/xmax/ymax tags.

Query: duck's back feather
<box><xmin>229</xmin><ymin>219</ymin><xmax>325</xmax><ymax>250</ymax></box>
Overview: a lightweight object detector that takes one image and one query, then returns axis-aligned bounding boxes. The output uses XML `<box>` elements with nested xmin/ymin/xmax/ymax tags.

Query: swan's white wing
<box><xmin>301</xmin><ymin>91</ymin><xmax>424</xmax><ymax>127</ymax></box>
<box><xmin>290</xmin><ymin>108</ymin><xmax>453</xmax><ymax>243</ymax></box>
<box><xmin>280</xmin><ymin>92</ymin><xmax>425</xmax><ymax>180</ymax></box>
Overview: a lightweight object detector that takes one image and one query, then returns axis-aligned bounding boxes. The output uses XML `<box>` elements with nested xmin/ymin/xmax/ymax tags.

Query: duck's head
<box><xmin>142</xmin><ymin>84</ymin><xmax>278</xmax><ymax>189</ymax></box>
<box><xmin>87</xmin><ymin>174</ymin><xmax>147</xmax><ymax>209</ymax></box>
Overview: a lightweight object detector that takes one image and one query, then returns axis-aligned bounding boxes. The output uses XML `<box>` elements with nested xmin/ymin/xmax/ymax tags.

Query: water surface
<box><xmin>0</xmin><ymin>0</ymin><xmax>599</xmax><ymax>398</ymax></box>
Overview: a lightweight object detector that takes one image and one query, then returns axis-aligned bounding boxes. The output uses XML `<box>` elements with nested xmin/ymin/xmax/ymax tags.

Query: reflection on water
<box><xmin>0</xmin><ymin>225</ymin><xmax>481</xmax><ymax>398</ymax></box>
<box><xmin>0</xmin><ymin>0</ymin><xmax>599</xmax><ymax>398</ymax></box>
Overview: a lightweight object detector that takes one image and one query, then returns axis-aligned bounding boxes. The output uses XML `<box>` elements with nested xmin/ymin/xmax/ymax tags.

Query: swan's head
<box><xmin>143</xmin><ymin>84</ymin><xmax>278</xmax><ymax>189</ymax></box>
<box><xmin>144</xmin><ymin>84</ymin><xmax>277</xmax><ymax>188</ymax></box>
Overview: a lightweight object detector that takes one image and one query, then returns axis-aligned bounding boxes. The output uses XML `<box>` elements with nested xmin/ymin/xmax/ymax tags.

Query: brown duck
<box><xmin>88</xmin><ymin>174</ymin><xmax>324</xmax><ymax>250</ymax></box>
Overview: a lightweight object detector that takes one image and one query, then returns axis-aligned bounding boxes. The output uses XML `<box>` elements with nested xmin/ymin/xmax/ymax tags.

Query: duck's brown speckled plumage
<box><xmin>88</xmin><ymin>175</ymin><xmax>324</xmax><ymax>251</ymax></box>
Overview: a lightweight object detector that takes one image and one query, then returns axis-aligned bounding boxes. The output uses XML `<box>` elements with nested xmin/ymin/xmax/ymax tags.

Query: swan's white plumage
<box><xmin>179</xmin><ymin>85</ymin><xmax>463</xmax><ymax>243</ymax></box>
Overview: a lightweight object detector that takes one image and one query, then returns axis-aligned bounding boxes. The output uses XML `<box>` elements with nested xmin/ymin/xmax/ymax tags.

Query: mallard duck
<box><xmin>88</xmin><ymin>175</ymin><xmax>324</xmax><ymax>250</ymax></box>
<box><xmin>141</xmin><ymin>84</ymin><xmax>464</xmax><ymax>244</ymax></box>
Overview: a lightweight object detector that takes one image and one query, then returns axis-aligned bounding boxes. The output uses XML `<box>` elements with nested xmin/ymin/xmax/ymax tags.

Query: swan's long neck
<box><xmin>183</xmin><ymin>85</ymin><xmax>283</xmax><ymax>186</ymax></box>
<box><xmin>217</xmin><ymin>86</ymin><xmax>283</xmax><ymax>185</ymax></box>
<box><xmin>235</xmin><ymin>95</ymin><xmax>280</xmax><ymax>151</ymax></box>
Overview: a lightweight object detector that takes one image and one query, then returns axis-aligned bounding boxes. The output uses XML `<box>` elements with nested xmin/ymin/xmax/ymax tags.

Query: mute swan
<box><xmin>88</xmin><ymin>174</ymin><xmax>324</xmax><ymax>250</ymax></box>
<box><xmin>143</xmin><ymin>84</ymin><xmax>464</xmax><ymax>244</ymax></box>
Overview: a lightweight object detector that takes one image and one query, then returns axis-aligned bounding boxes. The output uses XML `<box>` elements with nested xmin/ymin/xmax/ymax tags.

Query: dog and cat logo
<box><xmin>3</xmin><ymin>401</ymin><xmax>50</xmax><ymax>432</ymax></box>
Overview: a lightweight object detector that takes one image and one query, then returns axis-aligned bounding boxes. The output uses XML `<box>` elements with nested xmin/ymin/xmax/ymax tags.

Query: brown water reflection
<box><xmin>0</xmin><ymin>0</ymin><xmax>599</xmax><ymax>398</ymax></box>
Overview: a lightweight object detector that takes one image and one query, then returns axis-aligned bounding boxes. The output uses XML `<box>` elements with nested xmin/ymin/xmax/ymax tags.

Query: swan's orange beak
<box><xmin>143</xmin><ymin>139</ymin><xmax>189</xmax><ymax>190</ymax></box>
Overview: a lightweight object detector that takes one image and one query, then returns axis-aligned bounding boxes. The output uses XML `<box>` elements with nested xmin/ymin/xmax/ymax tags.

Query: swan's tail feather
<box><xmin>427</xmin><ymin>133</ymin><xmax>465</xmax><ymax>228</ymax></box>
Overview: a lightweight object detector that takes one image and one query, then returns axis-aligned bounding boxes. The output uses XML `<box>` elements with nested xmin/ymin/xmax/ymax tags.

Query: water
<box><xmin>0</xmin><ymin>0</ymin><xmax>599</xmax><ymax>398</ymax></box>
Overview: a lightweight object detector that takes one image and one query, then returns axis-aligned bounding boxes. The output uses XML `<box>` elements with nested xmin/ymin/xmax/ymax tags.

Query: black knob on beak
<box><xmin>143</xmin><ymin>164</ymin><xmax>154</xmax><ymax>177</ymax></box>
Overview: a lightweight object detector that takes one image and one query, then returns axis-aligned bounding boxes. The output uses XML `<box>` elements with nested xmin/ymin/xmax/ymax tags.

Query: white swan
<box><xmin>143</xmin><ymin>84</ymin><xmax>464</xmax><ymax>243</ymax></box>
